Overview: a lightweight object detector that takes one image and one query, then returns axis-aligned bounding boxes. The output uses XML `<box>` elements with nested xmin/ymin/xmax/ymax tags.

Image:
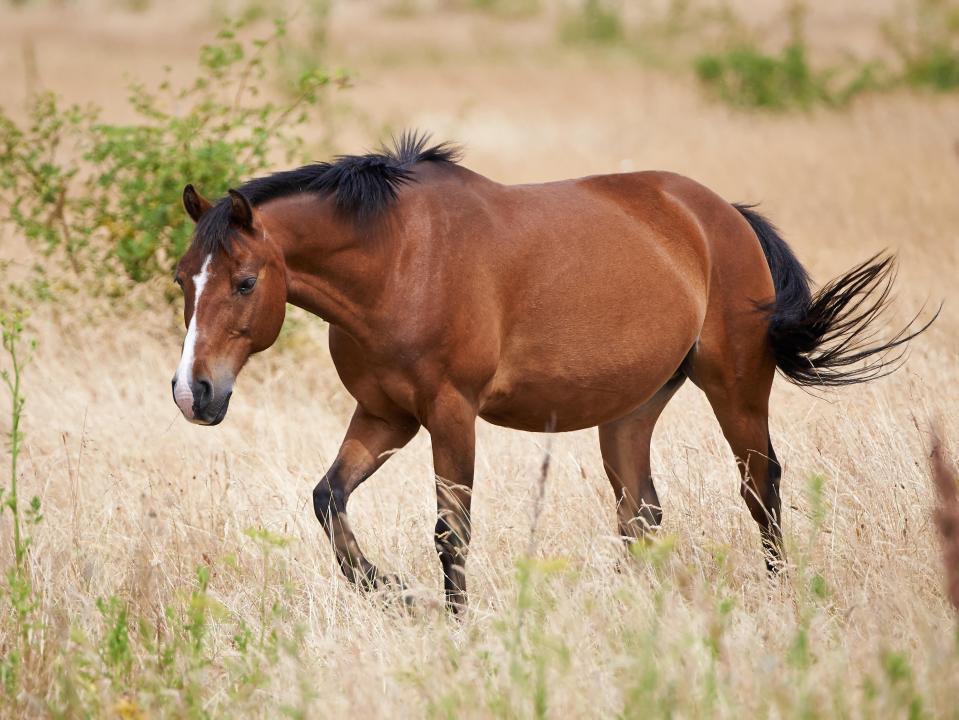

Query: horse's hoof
<box><xmin>375</xmin><ymin>573</ymin><xmax>416</xmax><ymax>611</ymax></box>
<box><xmin>375</xmin><ymin>572</ymin><xmax>402</xmax><ymax>589</ymax></box>
<box><xmin>446</xmin><ymin>602</ymin><xmax>467</xmax><ymax>618</ymax></box>
<box><xmin>443</xmin><ymin>590</ymin><xmax>468</xmax><ymax>618</ymax></box>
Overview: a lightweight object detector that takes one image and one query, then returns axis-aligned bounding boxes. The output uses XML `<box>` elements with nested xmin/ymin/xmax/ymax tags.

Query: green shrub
<box><xmin>694</xmin><ymin>4</ymin><xmax>886</xmax><ymax>110</ymax></box>
<box><xmin>693</xmin><ymin>0</ymin><xmax>959</xmax><ymax>110</ymax></box>
<box><xmin>886</xmin><ymin>0</ymin><xmax>959</xmax><ymax>91</ymax></box>
<box><xmin>905</xmin><ymin>46</ymin><xmax>959</xmax><ymax>88</ymax></box>
<box><xmin>0</xmin><ymin>18</ymin><xmax>337</xmax><ymax>292</ymax></box>
<box><xmin>465</xmin><ymin>0</ymin><xmax>540</xmax><ymax>19</ymax></box>
<box><xmin>559</xmin><ymin>0</ymin><xmax>625</xmax><ymax>45</ymax></box>
<box><xmin>695</xmin><ymin>41</ymin><xmax>829</xmax><ymax>109</ymax></box>
<box><xmin>272</xmin><ymin>0</ymin><xmax>341</xmax><ymax>101</ymax></box>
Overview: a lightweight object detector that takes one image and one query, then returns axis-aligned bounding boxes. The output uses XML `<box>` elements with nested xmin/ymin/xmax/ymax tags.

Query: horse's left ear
<box><xmin>183</xmin><ymin>184</ymin><xmax>212</xmax><ymax>223</ymax></box>
<box><xmin>228</xmin><ymin>189</ymin><xmax>254</xmax><ymax>229</ymax></box>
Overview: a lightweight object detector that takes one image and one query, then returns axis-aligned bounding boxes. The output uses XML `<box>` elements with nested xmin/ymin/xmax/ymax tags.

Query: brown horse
<box><xmin>171</xmin><ymin>133</ymin><xmax>933</xmax><ymax>611</ymax></box>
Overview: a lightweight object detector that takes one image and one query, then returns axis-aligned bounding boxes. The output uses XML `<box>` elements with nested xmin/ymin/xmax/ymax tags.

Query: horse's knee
<box><xmin>312</xmin><ymin>478</ymin><xmax>331</xmax><ymax>523</ymax></box>
<box><xmin>312</xmin><ymin>476</ymin><xmax>345</xmax><ymax>526</ymax></box>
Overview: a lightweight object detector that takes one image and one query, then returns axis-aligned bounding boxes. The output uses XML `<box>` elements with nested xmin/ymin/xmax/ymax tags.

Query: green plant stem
<box><xmin>2</xmin><ymin>322</ymin><xmax>25</xmax><ymax>575</ymax></box>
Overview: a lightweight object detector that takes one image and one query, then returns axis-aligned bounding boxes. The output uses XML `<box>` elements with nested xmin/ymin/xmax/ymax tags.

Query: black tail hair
<box><xmin>734</xmin><ymin>203</ymin><xmax>938</xmax><ymax>387</ymax></box>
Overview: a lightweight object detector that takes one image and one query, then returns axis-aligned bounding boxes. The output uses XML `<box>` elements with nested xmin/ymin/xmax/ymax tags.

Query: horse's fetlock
<box><xmin>639</xmin><ymin>502</ymin><xmax>663</xmax><ymax>528</ymax></box>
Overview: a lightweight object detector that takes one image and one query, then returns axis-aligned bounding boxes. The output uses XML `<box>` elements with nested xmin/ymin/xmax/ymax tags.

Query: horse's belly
<box><xmin>479</xmin><ymin>384</ymin><xmax>660</xmax><ymax>432</ymax></box>
<box><xmin>478</xmin><ymin>338</ymin><xmax>690</xmax><ymax>432</ymax></box>
<box><xmin>478</xmin><ymin>260</ymin><xmax>703</xmax><ymax>431</ymax></box>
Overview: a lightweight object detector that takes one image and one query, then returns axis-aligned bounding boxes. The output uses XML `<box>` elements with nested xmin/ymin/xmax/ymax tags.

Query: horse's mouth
<box><xmin>191</xmin><ymin>392</ymin><xmax>232</xmax><ymax>426</ymax></box>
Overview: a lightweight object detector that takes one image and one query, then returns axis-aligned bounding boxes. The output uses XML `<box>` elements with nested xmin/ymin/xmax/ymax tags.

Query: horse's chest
<box><xmin>328</xmin><ymin>328</ymin><xmax>424</xmax><ymax>416</ymax></box>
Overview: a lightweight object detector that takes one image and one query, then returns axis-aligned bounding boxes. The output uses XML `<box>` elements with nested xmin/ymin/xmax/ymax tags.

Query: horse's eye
<box><xmin>237</xmin><ymin>276</ymin><xmax>257</xmax><ymax>295</ymax></box>
<box><xmin>174</xmin><ymin>276</ymin><xmax>184</xmax><ymax>288</ymax></box>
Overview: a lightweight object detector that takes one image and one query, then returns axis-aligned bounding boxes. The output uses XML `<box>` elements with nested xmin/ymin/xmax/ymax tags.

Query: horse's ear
<box><xmin>182</xmin><ymin>184</ymin><xmax>212</xmax><ymax>223</ymax></box>
<box><xmin>228</xmin><ymin>189</ymin><xmax>254</xmax><ymax>229</ymax></box>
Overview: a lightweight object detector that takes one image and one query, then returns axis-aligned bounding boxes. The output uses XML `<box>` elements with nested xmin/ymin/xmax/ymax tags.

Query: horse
<box><xmin>170</xmin><ymin>133</ymin><xmax>934</xmax><ymax>612</ymax></box>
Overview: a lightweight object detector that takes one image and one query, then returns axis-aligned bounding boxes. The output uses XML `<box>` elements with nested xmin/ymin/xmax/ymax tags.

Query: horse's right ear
<box><xmin>183</xmin><ymin>184</ymin><xmax>212</xmax><ymax>223</ymax></box>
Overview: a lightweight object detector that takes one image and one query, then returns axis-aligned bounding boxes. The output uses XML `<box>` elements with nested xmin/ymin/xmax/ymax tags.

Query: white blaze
<box><xmin>173</xmin><ymin>254</ymin><xmax>213</xmax><ymax>418</ymax></box>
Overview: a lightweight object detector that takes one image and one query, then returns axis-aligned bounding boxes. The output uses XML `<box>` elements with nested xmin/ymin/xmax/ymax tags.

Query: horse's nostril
<box><xmin>194</xmin><ymin>378</ymin><xmax>213</xmax><ymax>410</ymax></box>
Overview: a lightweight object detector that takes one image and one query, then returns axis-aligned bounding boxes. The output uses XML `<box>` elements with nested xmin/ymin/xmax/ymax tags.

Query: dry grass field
<box><xmin>1</xmin><ymin>1</ymin><xmax>958</xmax><ymax>717</ymax></box>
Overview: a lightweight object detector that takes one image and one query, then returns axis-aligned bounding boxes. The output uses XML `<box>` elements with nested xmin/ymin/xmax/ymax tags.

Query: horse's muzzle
<box><xmin>194</xmin><ymin>390</ymin><xmax>232</xmax><ymax>426</ymax></box>
<box><xmin>171</xmin><ymin>376</ymin><xmax>233</xmax><ymax>425</ymax></box>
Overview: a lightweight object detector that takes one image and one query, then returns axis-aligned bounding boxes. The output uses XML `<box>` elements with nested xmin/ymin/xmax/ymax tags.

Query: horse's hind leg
<box><xmin>712</xmin><ymin>395</ymin><xmax>783</xmax><ymax>570</ymax></box>
<box><xmin>688</xmin><ymin>341</ymin><xmax>784</xmax><ymax>571</ymax></box>
<box><xmin>599</xmin><ymin>375</ymin><xmax>685</xmax><ymax>543</ymax></box>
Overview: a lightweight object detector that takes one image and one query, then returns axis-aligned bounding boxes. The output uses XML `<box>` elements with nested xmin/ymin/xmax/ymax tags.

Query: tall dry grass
<box><xmin>1</xmin><ymin>0</ymin><xmax>958</xmax><ymax>717</ymax></box>
<box><xmin>5</xmin><ymin>271</ymin><xmax>958</xmax><ymax>717</ymax></box>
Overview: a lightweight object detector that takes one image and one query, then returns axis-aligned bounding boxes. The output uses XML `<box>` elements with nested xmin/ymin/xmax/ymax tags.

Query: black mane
<box><xmin>193</xmin><ymin>131</ymin><xmax>461</xmax><ymax>254</ymax></box>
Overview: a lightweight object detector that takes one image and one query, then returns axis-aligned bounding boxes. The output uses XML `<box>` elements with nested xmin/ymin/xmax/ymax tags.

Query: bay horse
<box><xmin>171</xmin><ymin>133</ymin><xmax>933</xmax><ymax>611</ymax></box>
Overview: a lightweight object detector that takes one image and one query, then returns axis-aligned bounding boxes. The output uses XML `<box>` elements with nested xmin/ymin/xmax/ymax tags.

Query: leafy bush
<box><xmin>0</xmin><ymin>18</ymin><xmax>337</xmax><ymax>292</ymax></box>
<box><xmin>554</xmin><ymin>0</ymin><xmax>952</xmax><ymax>110</ymax></box>
<box><xmin>463</xmin><ymin>0</ymin><xmax>540</xmax><ymax>19</ymax></box>
<box><xmin>270</xmin><ymin>0</ymin><xmax>340</xmax><ymax>99</ymax></box>
<box><xmin>559</xmin><ymin>0</ymin><xmax>625</xmax><ymax>45</ymax></box>
<box><xmin>694</xmin><ymin>4</ymin><xmax>886</xmax><ymax>110</ymax></box>
<box><xmin>695</xmin><ymin>41</ymin><xmax>827</xmax><ymax>110</ymax></box>
<box><xmin>695</xmin><ymin>44</ymin><xmax>887</xmax><ymax>110</ymax></box>
<box><xmin>693</xmin><ymin>0</ymin><xmax>959</xmax><ymax>110</ymax></box>
<box><xmin>885</xmin><ymin>0</ymin><xmax>959</xmax><ymax>91</ymax></box>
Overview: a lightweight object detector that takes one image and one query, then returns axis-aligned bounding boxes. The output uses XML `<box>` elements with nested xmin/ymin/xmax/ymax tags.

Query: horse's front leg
<box><xmin>314</xmin><ymin>404</ymin><xmax>419</xmax><ymax>590</ymax></box>
<box><xmin>427</xmin><ymin>390</ymin><xmax>477</xmax><ymax>614</ymax></box>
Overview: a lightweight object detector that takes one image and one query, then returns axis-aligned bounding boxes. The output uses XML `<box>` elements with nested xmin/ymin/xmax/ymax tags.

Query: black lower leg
<box><xmin>762</xmin><ymin>439</ymin><xmax>784</xmax><ymax>572</ymax></box>
<box><xmin>314</xmin><ymin>476</ymin><xmax>382</xmax><ymax>589</ymax></box>
<box><xmin>435</xmin><ymin>512</ymin><xmax>471</xmax><ymax>612</ymax></box>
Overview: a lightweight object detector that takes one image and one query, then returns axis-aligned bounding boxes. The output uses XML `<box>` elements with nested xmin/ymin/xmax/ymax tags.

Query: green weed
<box><xmin>0</xmin><ymin>310</ymin><xmax>42</xmax><ymax>713</ymax></box>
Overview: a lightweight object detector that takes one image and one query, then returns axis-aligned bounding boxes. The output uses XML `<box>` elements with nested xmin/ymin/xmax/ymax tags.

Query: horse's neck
<box><xmin>260</xmin><ymin>196</ymin><xmax>390</xmax><ymax>343</ymax></box>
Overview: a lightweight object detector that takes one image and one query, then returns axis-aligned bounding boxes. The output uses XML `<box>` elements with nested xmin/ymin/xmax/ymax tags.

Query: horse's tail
<box><xmin>733</xmin><ymin>203</ymin><xmax>938</xmax><ymax>387</ymax></box>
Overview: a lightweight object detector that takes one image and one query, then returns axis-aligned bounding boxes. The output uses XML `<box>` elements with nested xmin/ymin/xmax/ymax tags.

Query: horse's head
<box><xmin>171</xmin><ymin>184</ymin><xmax>287</xmax><ymax>425</ymax></box>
